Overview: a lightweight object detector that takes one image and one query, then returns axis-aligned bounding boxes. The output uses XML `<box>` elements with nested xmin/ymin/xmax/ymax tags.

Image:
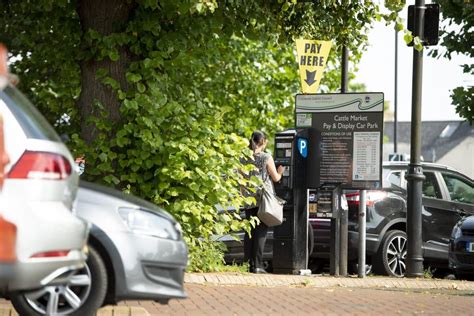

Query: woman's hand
<box><xmin>277</xmin><ymin>165</ymin><xmax>285</xmax><ymax>176</ymax></box>
<box><xmin>267</xmin><ymin>156</ymin><xmax>285</xmax><ymax>183</ymax></box>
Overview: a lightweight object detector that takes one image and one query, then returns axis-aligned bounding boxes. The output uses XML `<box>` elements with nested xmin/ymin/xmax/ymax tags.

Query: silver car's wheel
<box><xmin>25</xmin><ymin>266</ymin><xmax>92</xmax><ymax>314</ymax></box>
<box><xmin>11</xmin><ymin>246</ymin><xmax>107</xmax><ymax>316</ymax></box>
<box><xmin>380</xmin><ymin>230</ymin><xmax>407</xmax><ymax>277</ymax></box>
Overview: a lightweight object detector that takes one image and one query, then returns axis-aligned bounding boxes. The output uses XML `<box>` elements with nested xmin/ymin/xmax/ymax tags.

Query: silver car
<box><xmin>0</xmin><ymin>84</ymin><xmax>89</xmax><ymax>313</ymax></box>
<box><xmin>14</xmin><ymin>180</ymin><xmax>188</xmax><ymax>315</ymax></box>
<box><xmin>76</xmin><ymin>181</ymin><xmax>188</xmax><ymax>304</ymax></box>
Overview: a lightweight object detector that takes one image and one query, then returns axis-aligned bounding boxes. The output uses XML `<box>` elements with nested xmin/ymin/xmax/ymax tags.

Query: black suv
<box><xmin>220</xmin><ymin>162</ymin><xmax>474</xmax><ymax>276</ymax></box>
<box><xmin>346</xmin><ymin>162</ymin><xmax>474</xmax><ymax>277</ymax></box>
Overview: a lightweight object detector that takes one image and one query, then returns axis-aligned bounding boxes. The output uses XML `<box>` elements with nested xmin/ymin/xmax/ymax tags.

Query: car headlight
<box><xmin>451</xmin><ymin>224</ymin><xmax>463</xmax><ymax>239</ymax></box>
<box><xmin>118</xmin><ymin>208</ymin><xmax>179</xmax><ymax>240</ymax></box>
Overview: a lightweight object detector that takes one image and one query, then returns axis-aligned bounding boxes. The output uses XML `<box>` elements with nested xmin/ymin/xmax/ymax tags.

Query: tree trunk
<box><xmin>76</xmin><ymin>0</ymin><xmax>135</xmax><ymax>145</ymax></box>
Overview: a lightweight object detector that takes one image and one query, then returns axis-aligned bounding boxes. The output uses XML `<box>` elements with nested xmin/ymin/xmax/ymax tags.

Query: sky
<box><xmin>353</xmin><ymin>6</ymin><xmax>472</xmax><ymax>122</ymax></box>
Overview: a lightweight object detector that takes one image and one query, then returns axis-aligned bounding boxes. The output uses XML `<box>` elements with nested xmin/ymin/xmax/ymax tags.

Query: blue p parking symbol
<box><xmin>297</xmin><ymin>138</ymin><xmax>308</xmax><ymax>158</ymax></box>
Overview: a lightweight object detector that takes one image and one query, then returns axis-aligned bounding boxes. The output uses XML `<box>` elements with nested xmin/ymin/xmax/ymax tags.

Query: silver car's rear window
<box><xmin>0</xmin><ymin>85</ymin><xmax>61</xmax><ymax>141</ymax></box>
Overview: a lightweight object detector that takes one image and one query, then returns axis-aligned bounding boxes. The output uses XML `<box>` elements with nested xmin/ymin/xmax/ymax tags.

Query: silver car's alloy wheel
<box><xmin>24</xmin><ymin>266</ymin><xmax>91</xmax><ymax>315</ymax></box>
<box><xmin>385</xmin><ymin>234</ymin><xmax>407</xmax><ymax>277</ymax></box>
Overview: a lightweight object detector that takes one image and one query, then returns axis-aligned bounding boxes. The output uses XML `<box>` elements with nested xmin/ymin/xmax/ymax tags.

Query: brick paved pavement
<box><xmin>185</xmin><ymin>272</ymin><xmax>474</xmax><ymax>291</ymax></box>
<box><xmin>1</xmin><ymin>273</ymin><xmax>474</xmax><ymax>315</ymax></box>
<box><xmin>141</xmin><ymin>283</ymin><xmax>474</xmax><ymax>316</ymax></box>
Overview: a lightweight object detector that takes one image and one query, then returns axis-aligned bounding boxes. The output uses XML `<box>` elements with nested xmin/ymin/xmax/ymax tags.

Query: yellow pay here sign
<box><xmin>295</xmin><ymin>39</ymin><xmax>332</xmax><ymax>93</ymax></box>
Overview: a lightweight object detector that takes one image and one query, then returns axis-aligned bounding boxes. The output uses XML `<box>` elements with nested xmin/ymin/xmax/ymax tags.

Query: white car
<box><xmin>0</xmin><ymin>62</ymin><xmax>90</xmax><ymax>314</ymax></box>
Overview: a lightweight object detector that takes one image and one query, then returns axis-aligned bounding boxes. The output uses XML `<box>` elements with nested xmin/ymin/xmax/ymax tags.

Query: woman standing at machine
<box><xmin>243</xmin><ymin>130</ymin><xmax>285</xmax><ymax>273</ymax></box>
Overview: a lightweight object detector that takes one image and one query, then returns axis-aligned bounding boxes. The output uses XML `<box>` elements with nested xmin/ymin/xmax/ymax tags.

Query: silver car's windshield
<box><xmin>0</xmin><ymin>85</ymin><xmax>61</xmax><ymax>141</ymax></box>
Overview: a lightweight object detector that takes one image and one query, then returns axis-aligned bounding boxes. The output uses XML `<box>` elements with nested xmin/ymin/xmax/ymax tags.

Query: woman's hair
<box><xmin>249</xmin><ymin>130</ymin><xmax>267</xmax><ymax>150</ymax></box>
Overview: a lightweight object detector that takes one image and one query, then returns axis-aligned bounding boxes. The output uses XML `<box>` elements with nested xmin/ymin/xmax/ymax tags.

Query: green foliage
<box><xmin>0</xmin><ymin>0</ymin><xmax>82</xmax><ymax>136</ymax></box>
<box><xmin>0</xmin><ymin>0</ymin><xmax>392</xmax><ymax>271</ymax></box>
<box><xmin>385</xmin><ymin>0</ymin><xmax>406</xmax><ymax>13</ymax></box>
<box><xmin>451</xmin><ymin>86</ymin><xmax>473</xmax><ymax>124</ymax></box>
<box><xmin>431</xmin><ymin>0</ymin><xmax>473</xmax><ymax>123</ymax></box>
<box><xmin>423</xmin><ymin>266</ymin><xmax>436</xmax><ymax>279</ymax></box>
<box><xmin>187</xmin><ymin>239</ymin><xmax>227</xmax><ymax>272</ymax></box>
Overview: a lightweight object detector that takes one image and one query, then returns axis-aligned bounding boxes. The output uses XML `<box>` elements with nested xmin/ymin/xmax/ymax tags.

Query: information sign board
<box><xmin>295</xmin><ymin>93</ymin><xmax>384</xmax><ymax>189</ymax></box>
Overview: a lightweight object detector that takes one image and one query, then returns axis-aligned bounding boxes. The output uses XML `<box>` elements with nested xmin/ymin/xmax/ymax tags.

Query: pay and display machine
<box><xmin>273</xmin><ymin>129</ymin><xmax>342</xmax><ymax>274</ymax></box>
<box><xmin>273</xmin><ymin>129</ymin><xmax>309</xmax><ymax>274</ymax></box>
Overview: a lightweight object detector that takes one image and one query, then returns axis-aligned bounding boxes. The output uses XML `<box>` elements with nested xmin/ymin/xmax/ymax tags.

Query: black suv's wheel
<box><xmin>375</xmin><ymin>230</ymin><xmax>407</xmax><ymax>277</ymax></box>
<box><xmin>11</xmin><ymin>246</ymin><xmax>108</xmax><ymax>316</ymax></box>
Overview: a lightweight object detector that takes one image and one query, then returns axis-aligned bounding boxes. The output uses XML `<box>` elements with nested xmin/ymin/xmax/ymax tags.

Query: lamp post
<box><xmin>394</xmin><ymin>29</ymin><xmax>398</xmax><ymax>154</ymax></box>
<box><xmin>406</xmin><ymin>0</ymin><xmax>425</xmax><ymax>278</ymax></box>
<box><xmin>339</xmin><ymin>46</ymin><xmax>349</xmax><ymax>277</ymax></box>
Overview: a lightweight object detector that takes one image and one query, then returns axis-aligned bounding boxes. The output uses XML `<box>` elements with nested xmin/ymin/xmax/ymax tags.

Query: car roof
<box><xmin>382</xmin><ymin>161</ymin><xmax>473</xmax><ymax>182</ymax></box>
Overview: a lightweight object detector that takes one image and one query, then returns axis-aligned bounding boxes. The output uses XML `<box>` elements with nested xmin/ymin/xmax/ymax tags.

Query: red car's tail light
<box><xmin>345</xmin><ymin>190</ymin><xmax>387</xmax><ymax>207</ymax></box>
<box><xmin>345</xmin><ymin>192</ymin><xmax>360</xmax><ymax>204</ymax></box>
<box><xmin>30</xmin><ymin>250</ymin><xmax>70</xmax><ymax>258</ymax></box>
<box><xmin>8</xmin><ymin>151</ymin><xmax>72</xmax><ymax>180</ymax></box>
<box><xmin>0</xmin><ymin>216</ymin><xmax>17</xmax><ymax>262</ymax></box>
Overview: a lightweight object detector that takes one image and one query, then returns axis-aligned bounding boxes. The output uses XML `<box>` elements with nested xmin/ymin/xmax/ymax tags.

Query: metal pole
<box><xmin>406</xmin><ymin>0</ymin><xmax>425</xmax><ymax>278</ymax></box>
<box><xmin>358</xmin><ymin>190</ymin><xmax>366</xmax><ymax>278</ymax></box>
<box><xmin>394</xmin><ymin>29</ymin><xmax>398</xmax><ymax>154</ymax></box>
<box><xmin>339</xmin><ymin>46</ymin><xmax>349</xmax><ymax>276</ymax></box>
<box><xmin>305</xmin><ymin>190</ymin><xmax>310</xmax><ymax>272</ymax></box>
<box><xmin>341</xmin><ymin>46</ymin><xmax>349</xmax><ymax>93</ymax></box>
<box><xmin>330</xmin><ymin>218</ymin><xmax>340</xmax><ymax>276</ymax></box>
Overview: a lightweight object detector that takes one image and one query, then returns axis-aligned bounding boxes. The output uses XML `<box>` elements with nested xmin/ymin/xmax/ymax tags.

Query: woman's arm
<box><xmin>266</xmin><ymin>155</ymin><xmax>285</xmax><ymax>182</ymax></box>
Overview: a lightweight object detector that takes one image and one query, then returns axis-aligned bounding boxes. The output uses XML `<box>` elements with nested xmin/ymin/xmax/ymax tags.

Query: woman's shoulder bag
<box><xmin>257</xmin><ymin>182</ymin><xmax>286</xmax><ymax>227</ymax></box>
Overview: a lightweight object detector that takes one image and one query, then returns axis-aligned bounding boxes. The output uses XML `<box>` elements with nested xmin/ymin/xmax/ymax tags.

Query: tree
<box><xmin>431</xmin><ymin>0</ymin><xmax>473</xmax><ymax>123</ymax></box>
<box><xmin>0</xmin><ymin>0</ymin><xmax>389</xmax><ymax>270</ymax></box>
